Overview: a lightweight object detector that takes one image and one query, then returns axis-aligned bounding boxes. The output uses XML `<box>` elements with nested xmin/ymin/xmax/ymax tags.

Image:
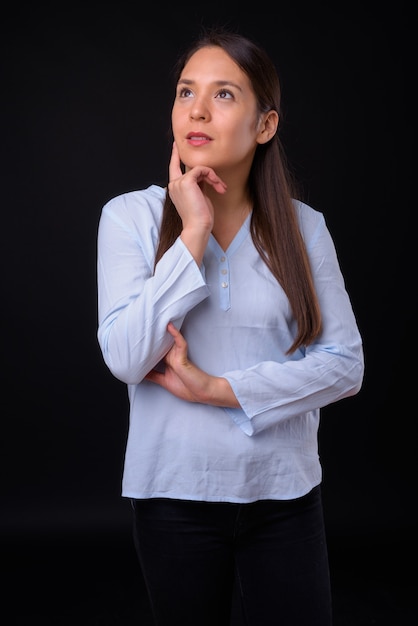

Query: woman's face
<box><xmin>171</xmin><ymin>45</ymin><xmax>263</xmax><ymax>177</ymax></box>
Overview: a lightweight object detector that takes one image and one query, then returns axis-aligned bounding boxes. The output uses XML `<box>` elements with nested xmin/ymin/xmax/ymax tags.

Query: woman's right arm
<box><xmin>96</xmin><ymin>192</ymin><xmax>210</xmax><ymax>385</ymax></box>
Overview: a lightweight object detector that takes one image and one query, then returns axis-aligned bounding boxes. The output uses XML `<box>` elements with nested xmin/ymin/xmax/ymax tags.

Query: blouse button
<box><xmin>221</xmin><ymin>282</ymin><xmax>228</xmax><ymax>288</ymax></box>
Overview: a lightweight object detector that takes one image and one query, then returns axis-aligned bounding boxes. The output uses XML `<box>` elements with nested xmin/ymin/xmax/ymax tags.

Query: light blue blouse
<box><xmin>97</xmin><ymin>184</ymin><xmax>364</xmax><ymax>503</ymax></box>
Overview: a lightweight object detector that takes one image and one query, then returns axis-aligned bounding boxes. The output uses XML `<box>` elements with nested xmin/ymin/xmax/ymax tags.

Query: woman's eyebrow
<box><xmin>177</xmin><ymin>78</ymin><xmax>243</xmax><ymax>92</ymax></box>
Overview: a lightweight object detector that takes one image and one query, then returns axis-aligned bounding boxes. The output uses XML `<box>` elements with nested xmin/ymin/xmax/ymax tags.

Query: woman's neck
<box><xmin>211</xmin><ymin>193</ymin><xmax>252</xmax><ymax>251</ymax></box>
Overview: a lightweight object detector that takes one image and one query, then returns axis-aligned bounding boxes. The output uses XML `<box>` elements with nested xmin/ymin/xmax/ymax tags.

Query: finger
<box><xmin>168</xmin><ymin>142</ymin><xmax>183</xmax><ymax>182</ymax></box>
<box><xmin>167</xmin><ymin>322</ymin><xmax>187</xmax><ymax>349</ymax></box>
<box><xmin>183</xmin><ymin>166</ymin><xmax>227</xmax><ymax>195</ymax></box>
<box><xmin>201</xmin><ymin>169</ymin><xmax>228</xmax><ymax>194</ymax></box>
<box><xmin>144</xmin><ymin>369</ymin><xmax>161</xmax><ymax>384</ymax></box>
<box><xmin>167</xmin><ymin>321</ymin><xmax>180</xmax><ymax>338</ymax></box>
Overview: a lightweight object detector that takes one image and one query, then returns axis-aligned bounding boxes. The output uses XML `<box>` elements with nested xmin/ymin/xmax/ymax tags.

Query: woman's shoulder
<box><xmin>102</xmin><ymin>184</ymin><xmax>166</xmax><ymax>221</ymax></box>
<box><xmin>292</xmin><ymin>199</ymin><xmax>327</xmax><ymax>243</ymax></box>
<box><xmin>292</xmin><ymin>198</ymin><xmax>323</xmax><ymax>220</ymax></box>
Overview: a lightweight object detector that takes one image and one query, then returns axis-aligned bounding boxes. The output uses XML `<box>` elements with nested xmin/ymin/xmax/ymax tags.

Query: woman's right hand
<box><xmin>168</xmin><ymin>142</ymin><xmax>227</xmax><ymax>263</ymax></box>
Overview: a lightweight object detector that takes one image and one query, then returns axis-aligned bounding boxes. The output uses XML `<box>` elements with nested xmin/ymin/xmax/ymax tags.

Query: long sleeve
<box><xmin>97</xmin><ymin>187</ymin><xmax>210</xmax><ymax>384</ymax></box>
<box><xmin>222</xmin><ymin>206</ymin><xmax>364</xmax><ymax>436</ymax></box>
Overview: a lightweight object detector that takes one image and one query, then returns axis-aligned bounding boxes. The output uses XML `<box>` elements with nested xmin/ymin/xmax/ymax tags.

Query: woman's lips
<box><xmin>186</xmin><ymin>132</ymin><xmax>212</xmax><ymax>145</ymax></box>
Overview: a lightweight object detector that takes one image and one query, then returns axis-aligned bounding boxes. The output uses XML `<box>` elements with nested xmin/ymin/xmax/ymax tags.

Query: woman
<box><xmin>97</xmin><ymin>28</ymin><xmax>364</xmax><ymax>626</ymax></box>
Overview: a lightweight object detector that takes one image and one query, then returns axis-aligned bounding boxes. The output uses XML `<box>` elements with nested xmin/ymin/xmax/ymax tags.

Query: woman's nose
<box><xmin>190</xmin><ymin>100</ymin><xmax>209</xmax><ymax>121</ymax></box>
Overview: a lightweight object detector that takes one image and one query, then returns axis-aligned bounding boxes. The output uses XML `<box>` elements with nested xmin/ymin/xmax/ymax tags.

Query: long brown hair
<box><xmin>154</xmin><ymin>28</ymin><xmax>321</xmax><ymax>354</ymax></box>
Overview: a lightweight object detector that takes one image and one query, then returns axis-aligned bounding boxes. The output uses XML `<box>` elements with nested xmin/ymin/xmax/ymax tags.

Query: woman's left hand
<box><xmin>145</xmin><ymin>322</ymin><xmax>211</xmax><ymax>403</ymax></box>
<box><xmin>145</xmin><ymin>322</ymin><xmax>240</xmax><ymax>408</ymax></box>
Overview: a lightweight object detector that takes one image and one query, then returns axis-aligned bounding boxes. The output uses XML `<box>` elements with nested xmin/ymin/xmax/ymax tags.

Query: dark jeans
<box><xmin>131</xmin><ymin>485</ymin><xmax>332</xmax><ymax>626</ymax></box>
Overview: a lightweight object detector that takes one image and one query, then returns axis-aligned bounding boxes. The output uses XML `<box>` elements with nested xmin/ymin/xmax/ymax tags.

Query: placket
<box><xmin>218</xmin><ymin>254</ymin><xmax>231</xmax><ymax>311</ymax></box>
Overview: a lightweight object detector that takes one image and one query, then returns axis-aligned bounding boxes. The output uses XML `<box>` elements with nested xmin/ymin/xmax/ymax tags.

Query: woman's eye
<box><xmin>216</xmin><ymin>90</ymin><xmax>233</xmax><ymax>99</ymax></box>
<box><xmin>179</xmin><ymin>87</ymin><xmax>193</xmax><ymax>98</ymax></box>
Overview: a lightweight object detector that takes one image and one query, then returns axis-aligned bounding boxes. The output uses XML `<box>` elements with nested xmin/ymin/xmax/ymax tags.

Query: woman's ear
<box><xmin>257</xmin><ymin>110</ymin><xmax>279</xmax><ymax>144</ymax></box>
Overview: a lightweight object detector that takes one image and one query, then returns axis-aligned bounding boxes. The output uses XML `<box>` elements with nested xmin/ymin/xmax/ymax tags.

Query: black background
<box><xmin>1</xmin><ymin>1</ymin><xmax>415</xmax><ymax>624</ymax></box>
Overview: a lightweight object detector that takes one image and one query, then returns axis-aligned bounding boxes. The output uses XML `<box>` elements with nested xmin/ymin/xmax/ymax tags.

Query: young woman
<box><xmin>97</xmin><ymin>28</ymin><xmax>364</xmax><ymax>626</ymax></box>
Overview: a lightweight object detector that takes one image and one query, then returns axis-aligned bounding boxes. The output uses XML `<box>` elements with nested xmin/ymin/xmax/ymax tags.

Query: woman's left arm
<box><xmin>221</xmin><ymin>211</ymin><xmax>365</xmax><ymax>435</ymax></box>
<box><xmin>146</xmin><ymin>210</ymin><xmax>364</xmax><ymax>436</ymax></box>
